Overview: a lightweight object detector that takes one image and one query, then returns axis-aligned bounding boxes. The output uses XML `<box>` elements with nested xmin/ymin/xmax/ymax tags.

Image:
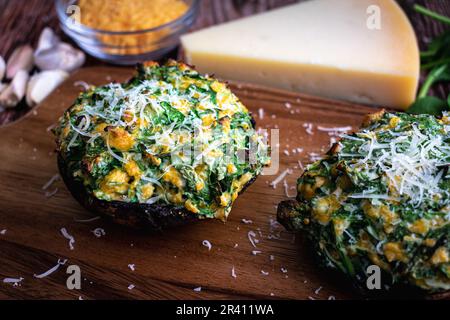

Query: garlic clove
<box><xmin>35</xmin><ymin>42</ymin><xmax>85</xmax><ymax>73</ymax></box>
<box><xmin>0</xmin><ymin>55</ymin><xmax>5</xmax><ymax>81</ymax></box>
<box><xmin>35</xmin><ymin>27</ymin><xmax>60</xmax><ymax>55</ymax></box>
<box><xmin>6</xmin><ymin>45</ymin><xmax>34</xmax><ymax>79</ymax></box>
<box><xmin>26</xmin><ymin>70</ymin><xmax>69</xmax><ymax>106</ymax></box>
<box><xmin>34</xmin><ymin>27</ymin><xmax>85</xmax><ymax>73</ymax></box>
<box><xmin>25</xmin><ymin>73</ymin><xmax>39</xmax><ymax>107</ymax></box>
<box><xmin>0</xmin><ymin>82</ymin><xmax>6</xmax><ymax>95</ymax></box>
<box><xmin>0</xmin><ymin>70</ymin><xmax>29</xmax><ymax>108</ymax></box>
<box><xmin>11</xmin><ymin>70</ymin><xmax>29</xmax><ymax>101</ymax></box>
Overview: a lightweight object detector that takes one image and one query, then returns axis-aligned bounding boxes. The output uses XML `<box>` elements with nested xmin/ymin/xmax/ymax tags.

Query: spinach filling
<box><xmin>55</xmin><ymin>61</ymin><xmax>270</xmax><ymax>220</ymax></box>
<box><xmin>279</xmin><ymin>111</ymin><xmax>450</xmax><ymax>291</ymax></box>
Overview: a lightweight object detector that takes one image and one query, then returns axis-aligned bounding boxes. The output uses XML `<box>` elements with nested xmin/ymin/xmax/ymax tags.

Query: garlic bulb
<box><xmin>0</xmin><ymin>70</ymin><xmax>29</xmax><ymax>108</ymax></box>
<box><xmin>26</xmin><ymin>70</ymin><xmax>69</xmax><ymax>106</ymax></box>
<box><xmin>0</xmin><ymin>27</ymin><xmax>86</xmax><ymax>111</ymax></box>
<box><xmin>6</xmin><ymin>45</ymin><xmax>34</xmax><ymax>79</ymax></box>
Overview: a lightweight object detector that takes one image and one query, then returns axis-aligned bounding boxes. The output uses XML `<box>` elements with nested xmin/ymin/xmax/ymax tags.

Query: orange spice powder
<box><xmin>78</xmin><ymin>0</ymin><xmax>189</xmax><ymax>55</ymax></box>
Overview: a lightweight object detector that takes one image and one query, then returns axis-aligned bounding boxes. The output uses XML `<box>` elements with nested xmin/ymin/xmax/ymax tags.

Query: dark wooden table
<box><xmin>0</xmin><ymin>0</ymin><xmax>449</xmax><ymax>125</ymax></box>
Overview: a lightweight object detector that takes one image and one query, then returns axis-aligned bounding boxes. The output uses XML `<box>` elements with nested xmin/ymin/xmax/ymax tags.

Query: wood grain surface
<box><xmin>0</xmin><ymin>0</ymin><xmax>449</xmax><ymax>125</ymax></box>
<box><xmin>0</xmin><ymin>66</ymin><xmax>381</xmax><ymax>300</ymax></box>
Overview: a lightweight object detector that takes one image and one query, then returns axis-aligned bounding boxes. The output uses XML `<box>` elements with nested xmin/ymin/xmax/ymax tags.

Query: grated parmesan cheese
<box><xmin>92</xmin><ymin>228</ymin><xmax>106</xmax><ymax>238</ymax></box>
<box><xmin>42</xmin><ymin>174</ymin><xmax>60</xmax><ymax>190</ymax></box>
<box><xmin>202</xmin><ymin>240</ymin><xmax>212</xmax><ymax>251</ymax></box>
<box><xmin>34</xmin><ymin>259</ymin><xmax>67</xmax><ymax>279</ymax></box>
<box><xmin>248</xmin><ymin>231</ymin><xmax>258</xmax><ymax>248</ymax></box>
<box><xmin>45</xmin><ymin>188</ymin><xmax>58</xmax><ymax>198</ymax></box>
<box><xmin>3</xmin><ymin>277</ymin><xmax>24</xmax><ymax>286</ymax></box>
<box><xmin>317</xmin><ymin>125</ymin><xmax>352</xmax><ymax>133</ymax></box>
<box><xmin>231</xmin><ymin>266</ymin><xmax>237</xmax><ymax>278</ymax></box>
<box><xmin>283</xmin><ymin>179</ymin><xmax>295</xmax><ymax>198</ymax></box>
<box><xmin>241</xmin><ymin>219</ymin><xmax>253</xmax><ymax>225</ymax></box>
<box><xmin>269</xmin><ymin>168</ymin><xmax>293</xmax><ymax>189</ymax></box>
<box><xmin>258</xmin><ymin>108</ymin><xmax>265</xmax><ymax>120</ymax></box>
<box><xmin>75</xmin><ymin>216</ymin><xmax>101</xmax><ymax>223</ymax></box>
<box><xmin>73</xmin><ymin>80</ymin><xmax>92</xmax><ymax>91</ymax></box>
<box><xmin>308</xmin><ymin>152</ymin><xmax>322</xmax><ymax>162</ymax></box>
<box><xmin>303</xmin><ymin>123</ymin><xmax>314</xmax><ymax>135</ymax></box>
<box><xmin>60</xmin><ymin>227</ymin><xmax>75</xmax><ymax>250</ymax></box>
<box><xmin>341</xmin><ymin>123</ymin><xmax>450</xmax><ymax>207</ymax></box>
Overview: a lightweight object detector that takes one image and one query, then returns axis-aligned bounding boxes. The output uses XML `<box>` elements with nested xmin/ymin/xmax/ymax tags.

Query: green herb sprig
<box><xmin>407</xmin><ymin>5</ymin><xmax>450</xmax><ymax>115</ymax></box>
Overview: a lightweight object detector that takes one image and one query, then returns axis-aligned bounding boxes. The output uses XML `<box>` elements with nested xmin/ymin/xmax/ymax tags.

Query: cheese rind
<box><xmin>181</xmin><ymin>0</ymin><xmax>420</xmax><ymax>109</ymax></box>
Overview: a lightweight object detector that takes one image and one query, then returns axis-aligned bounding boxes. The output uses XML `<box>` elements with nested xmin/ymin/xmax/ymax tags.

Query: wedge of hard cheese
<box><xmin>181</xmin><ymin>0</ymin><xmax>419</xmax><ymax>110</ymax></box>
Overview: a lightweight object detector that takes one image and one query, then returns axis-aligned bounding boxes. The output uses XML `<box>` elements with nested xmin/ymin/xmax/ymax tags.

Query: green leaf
<box><xmin>422</xmin><ymin>57</ymin><xmax>450</xmax><ymax>71</ymax></box>
<box><xmin>418</xmin><ymin>64</ymin><xmax>450</xmax><ymax>98</ymax></box>
<box><xmin>414</xmin><ymin>5</ymin><xmax>450</xmax><ymax>26</ymax></box>
<box><xmin>407</xmin><ymin>96</ymin><xmax>449</xmax><ymax>116</ymax></box>
<box><xmin>420</xmin><ymin>32</ymin><xmax>450</xmax><ymax>61</ymax></box>
<box><xmin>414</xmin><ymin>6</ymin><xmax>450</xmax><ymax>103</ymax></box>
<box><xmin>159</xmin><ymin>101</ymin><xmax>185</xmax><ymax>123</ymax></box>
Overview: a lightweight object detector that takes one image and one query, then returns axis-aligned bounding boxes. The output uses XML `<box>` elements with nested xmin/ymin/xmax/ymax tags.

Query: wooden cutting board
<box><xmin>0</xmin><ymin>66</ymin><xmax>379</xmax><ymax>300</ymax></box>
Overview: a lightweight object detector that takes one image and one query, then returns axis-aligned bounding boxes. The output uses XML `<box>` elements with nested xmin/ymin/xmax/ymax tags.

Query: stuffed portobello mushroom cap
<box><xmin>55</xmin><ymin>60</ymin><xmax>270</xmax><ymax>230</ymax></box>
<box><xmin>278</xmin><ymin>110</ymin><xmax>450</xmax><ymax>294</ymax></box>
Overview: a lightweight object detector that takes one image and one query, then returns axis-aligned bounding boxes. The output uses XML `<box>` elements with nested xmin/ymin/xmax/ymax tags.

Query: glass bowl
<box><xmin>55</xmin><ymin>0</ymin><xmax>199</xmax><ymax>65</ymax></box>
